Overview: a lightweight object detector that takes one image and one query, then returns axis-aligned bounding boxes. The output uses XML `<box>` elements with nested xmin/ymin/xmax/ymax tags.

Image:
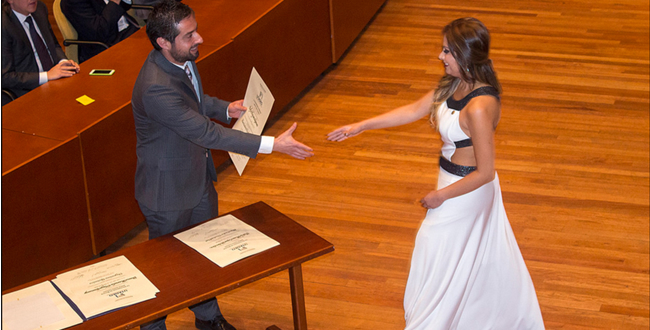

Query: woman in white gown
<box><xmin>328</xmin><ymin>18</ymin><xmax>544</xmax><ymax>329</ymax></box>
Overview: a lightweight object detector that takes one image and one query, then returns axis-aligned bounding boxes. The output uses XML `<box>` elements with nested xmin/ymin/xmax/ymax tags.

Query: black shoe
<box><xmin>195</xmin><ymin>316</ymin><xmax>236</xmax><ymax>330</ymax></box>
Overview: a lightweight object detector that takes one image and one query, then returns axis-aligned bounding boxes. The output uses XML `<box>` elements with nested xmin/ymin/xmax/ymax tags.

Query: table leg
<box><xmin>289</xmin><ymin>264</ymin><xmax>307</xmax><ymax>330</ymax></box>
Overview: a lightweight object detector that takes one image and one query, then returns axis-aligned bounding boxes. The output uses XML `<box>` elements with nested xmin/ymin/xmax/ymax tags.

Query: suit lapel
<box><xmin>6</xmin><ymin>8</ymin><xmax>32</xmax><ymax>50</ymax></box>
<box><xmin>152</xmin><ymin>50</ymin><xmax>202</xmax><ymax>112</ymax></box>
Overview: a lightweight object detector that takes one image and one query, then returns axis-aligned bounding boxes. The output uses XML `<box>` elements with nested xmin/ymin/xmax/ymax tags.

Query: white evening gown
<box><xmin>403</xmin><ymin>88</ymin><xmax>544</xmax><ymax>330</ymax></box>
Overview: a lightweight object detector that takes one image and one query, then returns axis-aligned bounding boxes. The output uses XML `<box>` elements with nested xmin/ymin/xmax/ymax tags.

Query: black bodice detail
<box><xmin>446</xmin><ymin>86</ymin><xmax>500</xmax><ymax>111</ymax></box>
<box><xmin>454</xmin><ymin>138</ymin><xmax>473</xmax><ymax>148</ymax></box>
<box><xmin>446</xmin><ymin>86</ymin><xmax>500</xmax><ymax>149</ymax></box>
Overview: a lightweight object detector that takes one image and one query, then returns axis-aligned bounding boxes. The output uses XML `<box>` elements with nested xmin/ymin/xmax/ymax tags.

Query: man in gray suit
<box><xmin>131</xmin><ymin>1</ymin><xmax>313</xmax><ymax>329</ymax></box>
<box><xmin>1</xmin><ymin>0</ymin><xmax>80</xmax><ymax>104</ymax></box>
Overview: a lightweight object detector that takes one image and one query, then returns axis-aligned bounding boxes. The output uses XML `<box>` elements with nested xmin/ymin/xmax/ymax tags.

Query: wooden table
<box><xmin>3</xmin><ymin>202</ymin><xmax>334</xmax><ymax>330</ymax></box>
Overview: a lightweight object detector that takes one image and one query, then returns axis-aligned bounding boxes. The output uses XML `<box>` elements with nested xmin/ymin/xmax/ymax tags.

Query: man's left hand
<box><xmin>227</xmin><ymin>100</ymin><xmax>247</xmax><ymax>118</ymax></box>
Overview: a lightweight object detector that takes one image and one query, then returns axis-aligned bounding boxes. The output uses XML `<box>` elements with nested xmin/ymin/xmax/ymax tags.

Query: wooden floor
<box><xmin>109</xmin><ymin>0</ymin><xmax>649</xmax><ymax>328</ymax></box>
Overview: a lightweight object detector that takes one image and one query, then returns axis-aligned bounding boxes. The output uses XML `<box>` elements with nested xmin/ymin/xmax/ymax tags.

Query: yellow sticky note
<box><xmin>76</xmin><ymin>95</ymin><xmax>95</xmax><ymax>105</ymax></box>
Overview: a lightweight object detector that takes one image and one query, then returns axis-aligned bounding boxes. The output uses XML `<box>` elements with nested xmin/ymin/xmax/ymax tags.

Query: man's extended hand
<box><xmin>273</xmin><ymin>122</ymin><xmax>314</xmax><ymax>160</ymax></box>
<box><xmin>227</xmin><ymin>100</ymin><xmax>247</xmax><ymax>119</ymax></box>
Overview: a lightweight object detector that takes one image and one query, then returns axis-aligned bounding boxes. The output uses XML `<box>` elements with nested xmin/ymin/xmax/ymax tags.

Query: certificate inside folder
<box><xmin>51</xmin><ymin>255</ymin><xmax>160</xmax><ymax>320</ymax></box>
<box><xmin>174</xmin><ymin>214</ymin><xmax>280</xmax><ymax>267</ymax></box>
<box><xmin>1</xmin><ymin>256</ymin><xmax>159</xmax><ymax>330</ymax></box>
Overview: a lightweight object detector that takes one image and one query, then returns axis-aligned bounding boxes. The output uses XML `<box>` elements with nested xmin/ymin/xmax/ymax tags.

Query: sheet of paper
<box><xmin>229</xmin><ymin>67</ymin><xmax>275</xmax><ymax>176</ymax></box>
<box><xmin>75</xmin><ymin>95</ymin><xmax>95</xmax><ymax>105</ymax></box>
<box><xmin>2</xmin><ymin>281</ymin><xmax>83</xmax><ymax>330</ymax></box>
<box><xmin>51</xmin><ymin>255</ymin><xmax>159</xmax><ymax>319</ymax></box>
<box><xmin>174</xmin><ymin>214</ymin><xmax>280</xmax><ymax>267</ymax></box>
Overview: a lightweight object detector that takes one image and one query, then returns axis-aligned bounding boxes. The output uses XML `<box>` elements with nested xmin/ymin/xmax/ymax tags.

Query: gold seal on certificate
<box><xmin>229</xmin><ymin>67</ymin><xmax>275</xmax><ymax>175</ymax></box>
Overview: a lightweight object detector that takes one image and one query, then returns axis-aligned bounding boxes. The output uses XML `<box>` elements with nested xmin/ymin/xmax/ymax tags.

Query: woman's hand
<box><xmin>327</xmin><ymin>122</ymin><xmax>364</xmax><ymax>142</ymax></box>
<box><xmin>421</xmin><ymin>190</ymin><xmax>445</xmax><ymax>209</ymax></box>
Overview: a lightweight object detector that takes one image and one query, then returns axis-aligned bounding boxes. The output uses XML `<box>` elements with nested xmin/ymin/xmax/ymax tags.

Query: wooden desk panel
<box><xmin>1</xmin><ymin>136</ymin><xmax>93</xmax><ymax>290</ymax></box>
<box><xmin>229</xmin><ymin>0</ymin><xmax>332</xmax><ymax>114</ymax></box>
<box><xmin>196</xmin><ymin>42</ymin><xmax>245</xmax><ymax>104</ymax></box>
<box><xmin>4</xmin><ymin>202</ymin><xmax>334</xmax><ymax>329</ymax></box>
<box><xmin>1</xmin><ymin>130</ymin><xmax>62</xmax><ymax>172</ymax></box>
<box><xmin>187</xmin><ymin>0</ymin><xmax>282</xmax><ymax>47</ymax></box>
<box><xmin>198</xmin><ymin>0</ymin><xmax>332</xmax><ymax>166</ymax></box>
<box><xmin>329</xmin><ymin>0</ymin><xmax>386</xmax><ymax>62</ymax></box>
<box><xmin>78</xmin><ymin>104</ymin><xmax>144</xmax><ymax>254</ymax></box>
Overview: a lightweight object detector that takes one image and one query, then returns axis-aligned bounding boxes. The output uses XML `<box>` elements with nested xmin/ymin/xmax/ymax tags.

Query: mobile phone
<box><xmin>89</xmin><ymin>69</ymin><xmax>115</xmax><ymax>76</ymax></box>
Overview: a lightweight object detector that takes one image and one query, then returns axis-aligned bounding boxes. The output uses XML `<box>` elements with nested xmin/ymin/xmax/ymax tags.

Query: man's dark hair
<box><xmin>146</xmin><ymin>0</ymin><xmax>194</xmax><ymax>51</ymax></box>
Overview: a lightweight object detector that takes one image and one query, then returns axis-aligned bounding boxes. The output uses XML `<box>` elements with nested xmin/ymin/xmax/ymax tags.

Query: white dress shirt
<box><xmin>12</xmin><ymin>10</ymin><xmax>65</xmax><ymax>85</ymax></box>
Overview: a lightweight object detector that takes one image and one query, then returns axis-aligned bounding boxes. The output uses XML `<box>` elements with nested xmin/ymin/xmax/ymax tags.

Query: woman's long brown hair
<box><xmin>429</xmin><ymin>17</ymin><xmax>501</xmax><ymax>126</ymax></box>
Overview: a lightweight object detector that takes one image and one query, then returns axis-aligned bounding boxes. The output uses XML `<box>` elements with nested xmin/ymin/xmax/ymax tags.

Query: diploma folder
<box><xmin>2</xmin><ymin>256</ymin><xmax>159</xmax><ymax>330</ymax></box>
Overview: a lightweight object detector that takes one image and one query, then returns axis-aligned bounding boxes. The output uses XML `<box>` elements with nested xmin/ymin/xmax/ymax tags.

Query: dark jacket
<box><xmin>131</xmin><ymin>50</ymin><xmax>262</xmax><ymax>211</ymax></box>
<box><xmin>1</xmin><ymin>1</ymin><xmax>67</xmax><ymax>98</ymax></box>
<box><xmin>60</xmin><ymin>0</ymin><xmax>139</xmax><ymax>63</ymax></box>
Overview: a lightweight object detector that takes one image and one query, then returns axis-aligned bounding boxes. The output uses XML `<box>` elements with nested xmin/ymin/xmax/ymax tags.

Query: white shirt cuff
<box><xmin>39</xmin><ymin>71</ymin><xmax>48</xmax><ymax>85</ymax></box>
<box><xmin>258</xmin><ymin>135</ymin><xmax>274</xmax><ymax>154</ymax></box>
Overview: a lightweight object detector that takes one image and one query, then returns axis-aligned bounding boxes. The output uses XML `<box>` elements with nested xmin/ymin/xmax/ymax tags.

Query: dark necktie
<box><xmin>25</xmin><ymin>16</ymin><xmax>54</xmax><ymax>71</ymax></box>
<box><xmin>184</xmin><ymin>64</ymin><xmax>199</xmax><ymax>99</ymax></box>
<box><xmin>184</xmin><ymin>65</ymin><xmax>192</xmax><ymax>81</ymax></box>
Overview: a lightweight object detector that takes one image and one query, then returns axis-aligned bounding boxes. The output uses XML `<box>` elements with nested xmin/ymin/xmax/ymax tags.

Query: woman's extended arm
<box><xmin>420</xmin><ymin>96</ymin><xmax>499</xmax><ymax>209</ymax></box>
<box><xmin>327</xmin><ymin>90</ymin><xmax>434</xmax><ymax>141</ymax></box>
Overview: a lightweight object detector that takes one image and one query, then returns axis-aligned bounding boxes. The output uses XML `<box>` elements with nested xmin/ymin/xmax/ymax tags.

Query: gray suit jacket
<box><xmin>1</xmin><ymin>1</ymin><xmax>67</xmax><ymax>98</ymax></box>
<box><xmin>132</xmin><ymin>50</ymin><xmax>261</xmax><ymax>212</ymax></box>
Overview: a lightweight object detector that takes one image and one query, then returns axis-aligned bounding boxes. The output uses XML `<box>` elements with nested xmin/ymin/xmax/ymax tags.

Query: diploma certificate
<box><xmin>229</xmin><ymin>67</ymin><xmax>275</xmax><ymax>175</ymax></box>
<box><xmin>174</xmin><ymin>214</ymin><xmax>280</xmax><ymax>267</ymax></box>
<box><xmin>51</xmin><ymin>256</ymin><xmax>159</xmax><ymax>319</ymax></box>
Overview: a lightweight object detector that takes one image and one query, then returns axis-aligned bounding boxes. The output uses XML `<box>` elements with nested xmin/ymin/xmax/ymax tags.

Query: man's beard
<box><xmin>170</xmin><ymin>44</ymin><xmax>199</xmax><ymax>63</ymax></box>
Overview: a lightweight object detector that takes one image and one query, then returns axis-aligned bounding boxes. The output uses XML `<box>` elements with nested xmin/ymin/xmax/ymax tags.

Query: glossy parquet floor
<box><xmin>113</xmin><ymin>0</ymin><xmax>649</xmax><ymax>328</ymax></box>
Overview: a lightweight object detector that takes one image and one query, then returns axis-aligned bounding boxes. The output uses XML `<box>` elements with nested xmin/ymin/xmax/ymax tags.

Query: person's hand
<box><xmin>421</xmin><ymin>190</ymin><xmax>445</xmax><ymax>209</ymax></box>
<box><xmin>63</xmin><ymin>59</ymin><xmax>80</xmax><ymax>73</ymax></box>
<box><xmin>47</xmin><ymin>60</ymin><xmax>78</xmax><ymax>81</ymax></box>
<box><xmin>327</xmin><ymin>122</ymin><xmax>364</xmax><ymax>142</ymax></box>
<box><xmin>227</xmin><ymin>100</ymin><xmax>247</xmax><ymax>119</ymax></box>
<box><xmin>273</xmin><ymin>122</ymin><xmax>314</xmax><ymax>159</ymax></box>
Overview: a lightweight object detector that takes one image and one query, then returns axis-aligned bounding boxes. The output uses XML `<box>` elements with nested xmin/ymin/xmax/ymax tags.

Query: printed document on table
<box><xmin>51</xmin><ymin>255</ymin><xmax>159</xmax><ymax>319</ymax></box>
<box><xmin>2</xmin><ymin>281</ymin><xmax>83</xmax><ymax>330</ymax></box>
<box><xmin>174</xmin><ymin>214</ymin><xmax>280</xmax><ymax>267</ymax></box>
<box><xmin>229</xmin><ymin>67</ymin><xmax>275</xmax><ymax>176</ymax></box>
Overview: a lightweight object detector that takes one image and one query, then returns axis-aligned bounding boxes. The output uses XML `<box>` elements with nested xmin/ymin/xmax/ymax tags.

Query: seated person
<box><xmin>61</xmin><ymin>0</ymin><xmax>140</xmax><ymax>63</ymax></box>
<box><xmin>132</xmin><ymin>0</ymin><xmax>160</xmax><ymax>21</ymax></box>
<box><xmin>2</xmin><ymin>0</ymin><xmax>80</xmax><ymax>105</ymax></box>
